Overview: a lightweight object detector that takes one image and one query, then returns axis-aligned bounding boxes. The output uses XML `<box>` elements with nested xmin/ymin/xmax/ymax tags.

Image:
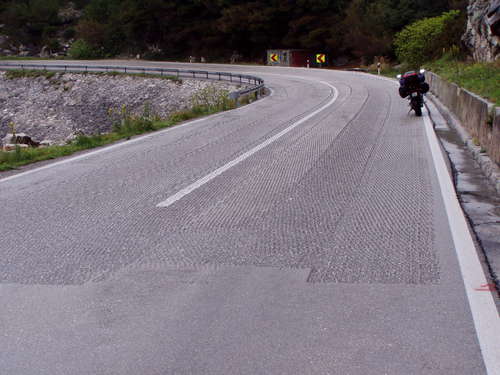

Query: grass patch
<box><xmin>0</xmin><ymin>56</ymin><xmax>61</xmax><ymax>61</ymax></box>
<box><xmin>364</xmin><ymin>61</ymin><xmax>405</xmax><ymax>79</ymax></box>
<box><xmin>2</xmin><ymin>69</ymin><xmax>182</xmax><ymax>83</ymax></box>
<box><xmin>367</xmin><ymin>66</ymin><xmax>400</xmax><ymax>79</ymax></box>
<box><xmin>0</xmin><ymin>134</ymin><xmax>121</xmax><ymax>171</ymax></box>
<box><xmin>424</xmin><ymin>57</ymin><xmax>500</xmax><ymax>103</ymax></box>
<box><xmin>0</xmin><ymin>90</ymin><xmax>237</xmax><ymax>171</ymax></box>
<box><xmin>88</xmin><ymin>71</ymin><xmax>182</xmax><ymax>83</ymax></box>
<box><xmin>4</xmin><ymin>69</ymin><xmax>57</xmax><ymax>80</ymax></box>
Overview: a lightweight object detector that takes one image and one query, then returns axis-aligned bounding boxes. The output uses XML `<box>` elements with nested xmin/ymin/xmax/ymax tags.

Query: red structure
<box><xmin>267</xmin><ymin>49</ymin><xmax>313</xmax><ymax>67</ymax></box>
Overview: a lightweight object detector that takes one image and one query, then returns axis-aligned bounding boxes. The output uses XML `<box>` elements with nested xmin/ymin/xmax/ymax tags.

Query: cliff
<box><xmin>462</xmin><ymin>0</ymin><xmax>500</xmax><ymax>61</ymax></box>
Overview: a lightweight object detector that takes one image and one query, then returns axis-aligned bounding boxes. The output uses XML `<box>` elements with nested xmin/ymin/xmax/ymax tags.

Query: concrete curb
<box><xmin>427</xmin><ymin>92</ymin><xmax>500</xmax><ymax>195</ymax></box>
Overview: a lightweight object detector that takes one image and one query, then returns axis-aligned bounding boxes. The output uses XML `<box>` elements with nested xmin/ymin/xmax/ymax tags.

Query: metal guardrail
<box><xmin>0</xmin><ymin>62</ymin><xmax>265</xmax><ymax>101</ymax></box>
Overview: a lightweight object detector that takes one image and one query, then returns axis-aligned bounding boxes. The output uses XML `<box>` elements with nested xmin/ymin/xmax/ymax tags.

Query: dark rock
<box><xmin>2</xmin><ymin>133</ymin><xmax>40</xmax><ymax>147</ymax></box>
<box><xmin>462</xmin><ymin>0</ymin><xmax>500</xmax><ymax>62</ymax></box>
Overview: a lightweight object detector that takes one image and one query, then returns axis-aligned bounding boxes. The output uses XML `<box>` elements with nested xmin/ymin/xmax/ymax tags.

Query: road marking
<box><xmin>423</xmin><ymin>112</ymin><xmax>500</xmax><ymax>375</ymax></box>
<box><xmin>157</xmin><ymin>81</ymin><xmax>339</xmax><ymax>208</ymax></box>
<box><xmin>0</xmin><ymin>88</ymin><xmax>273</xmax><ymax>185</ymax></box>
<box><xmin>475</xmin><ymin>284</ymin><xmax>497</xmax><ymax>292</ymax></box>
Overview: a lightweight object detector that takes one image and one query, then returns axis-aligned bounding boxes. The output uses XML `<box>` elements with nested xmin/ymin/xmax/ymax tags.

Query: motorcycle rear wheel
<box><xmin>414</xmin><ymin>106</ymin><xmax>422</xmax><ymax>116</ymax></box>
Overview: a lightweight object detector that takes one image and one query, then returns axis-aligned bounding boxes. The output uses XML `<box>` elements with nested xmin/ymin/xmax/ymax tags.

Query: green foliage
<box><xmin>62</xmin><ymin>27</ymin><xmax>76</xmax><ymax>40</ymax></box>
<box><xmin>68</xmin><ymin>39</ymin><xmax>102</xmax><ymax>59</ymax></box>
<box><xmin>0</xmin><ymin>0</ymin><xmax>467</xmax><ymax>64</ymax></box>
<box><xmin>87</xmin><ymin>71</ymin><xmax>181</xmax><ymax>83</ymax></box>
<box><xmin>0</xmin><ymin>90</ymin><xmax>240</xmax><ymax>171</ymax></box>
<box><xmin>190</xmin><ymin>85</ymin><xmax>235</xmax><ymax>112</ymax></box>
<box><xmin>1</xmin><ymin>0</ymin><xmax>64</xmax><ymax>46</ymax></box>
<box><xmin>110</xmin><ymin>104</ymin><xmax>156</xmax><ymax>137</ymax></box>
<box><xmin>5</xmin><ymin>69</ymin><xmax>57</xmax><ymax>80</ymax></box>
<box><xmin>425</xmin><ymin>57</ymin><xmax>500</xmax><ymax>103</ymax></box>
<box><xmin>0</xmin><ymin>135</ymin><xmax>119</xmax><ymax>171</ymax></box>
<box><xmin>394</xmin><ymin>10</ymin><xmax>461</xmax><ymax>68</ymax></box>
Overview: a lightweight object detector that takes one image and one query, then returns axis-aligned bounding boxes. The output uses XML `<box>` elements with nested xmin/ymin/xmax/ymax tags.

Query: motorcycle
<box><xmin>397</xmin><ymin>69</ymin><xmax>429</xmax><ymax>117</ymax></box>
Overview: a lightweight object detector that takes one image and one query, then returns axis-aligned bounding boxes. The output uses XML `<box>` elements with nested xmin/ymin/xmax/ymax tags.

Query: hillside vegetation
<box><xmin>0</xmin><ymin>0</ymin><xmax>466</xmax><ymax>62</ymax></box>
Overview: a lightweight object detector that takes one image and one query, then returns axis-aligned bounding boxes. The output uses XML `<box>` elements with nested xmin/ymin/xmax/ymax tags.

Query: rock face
<box><xmin>462</xmin><ymin>0</ymin><xmax>500</xmax><ymax>62</ymax></box>
<box><xmin>0</xmin><ymin>72</ymin><xmax>239</xmax><ymax>146</ymax></box>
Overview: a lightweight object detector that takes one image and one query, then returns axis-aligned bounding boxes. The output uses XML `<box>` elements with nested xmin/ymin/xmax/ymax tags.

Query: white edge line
<box><xmin>423</xmin><ymin>112</ymin><xmax>500</xmax><ymax>375</ymax></box>
<box><xmin>157</xmin><ymin>81</ymin><xmax>338</xmax><ymax>208</ymax></box>
<box><xmin>0</xmin><ymin>86</ymin><xmax>274</xmax><ymax>185</ymax></box>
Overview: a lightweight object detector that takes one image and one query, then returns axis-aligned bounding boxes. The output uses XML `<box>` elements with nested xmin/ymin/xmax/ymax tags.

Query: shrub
<box><xmin>68</xmin><ymin>39</ymin><xmax>101</xmax><ymax>59</ymax></box>
<box><xmin>46</xmin><ymin>38</ymin><xmax>61</xmax><ymax>52</ymax></box>
<box><xmin>190</xmin><ymin>85</ymin><xmax>235</xmax><ymax>112</ymax></box>
<box><xmin>394</xmin><ymin>10</ymin><xmax>461</xmax><ymax>69</ymax></box>
<box><xmin>5</xmin><ymin>69</ymin><xmax>57</xmax><ymax>80</ymax></box>
<box><xmin>110</xmin><ymin>104</ymin><xmax>156</xmax><ymax>136</ymax></box>
<box><xmin>63</xmin><ymin>27</ymin><xmax>76</xmax><ymax>40</ymax></box>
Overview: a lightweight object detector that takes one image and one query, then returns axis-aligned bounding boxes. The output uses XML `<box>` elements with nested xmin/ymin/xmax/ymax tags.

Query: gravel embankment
<box><xmin>0</xmin><ymin>72</ymin><xmax>238</xmax><ymax>145</ymax></box>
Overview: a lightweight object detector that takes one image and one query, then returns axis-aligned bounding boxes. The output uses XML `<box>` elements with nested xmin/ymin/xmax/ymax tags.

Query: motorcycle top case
<box><xmin>398</xmin><ymin>71</ymin><xmax>429</xmax><ymax>98</ymax></box>
<box><xmin>401</xmin><ymin>71</ymin><xmax>423</xmax><ymax>86</ymax></box>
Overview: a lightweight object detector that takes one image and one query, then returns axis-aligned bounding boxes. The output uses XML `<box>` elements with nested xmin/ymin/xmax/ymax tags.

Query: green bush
<box><xmin>190</xmin><ymin>85</ymin><xmax>235</xmax><ymax>112</ymax></box>
<box><xmin>394</xmin><ymin>10</ymin><xmax>461</xmax><ymax>69</ymax></box>
<box><xmin>68</xmin><ymin>39</ymin><xmax>101</xmax><ymax>59</ymax></box>
<box><xmin>63</xmin><ymin>27</ymin><xmax>76</xmax><ymax>40</ymax></box>
<box><xmin>5</xmin><ymin>69</ymin><xmax>57</xmax><ymax>80</ymax></box>
<box><xmin>110</xmin><ymin>105</ymin><xmax>156</xmax><ymax>137</ymax></box>
<box><xmin>424</xmin><ymin>58</ymin><xmax>500</xmax><ymax>103</ymax></box>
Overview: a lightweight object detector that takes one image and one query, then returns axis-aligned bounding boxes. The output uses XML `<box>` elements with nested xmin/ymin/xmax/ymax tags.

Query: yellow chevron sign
<box><xmin>270</xmin><ymin>53</ymin><xmax>279</xmax><ymax>62</ymax></box>
<box><xmin>316</xmin><ymin>54</ymin><xmax>326</xmax><ymax>64</ymax></box>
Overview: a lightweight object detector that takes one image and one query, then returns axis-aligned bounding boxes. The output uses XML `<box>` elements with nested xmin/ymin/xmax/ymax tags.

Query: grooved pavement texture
<box><xmin>0</xmin><ymin>75</ymin><xmax>437</xmax><ymax>285</ymax></box>
<box><xmin>0</xmin><ymin>63</ymin><xmax>486</xmax><ymax>374</ymax></box>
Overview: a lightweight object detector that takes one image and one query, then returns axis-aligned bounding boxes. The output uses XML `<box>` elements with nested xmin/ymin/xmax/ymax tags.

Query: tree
<box><xmin>394</xmin><ymin>10</ymin><xmax>461</xmax><ymax>68</ymax></box>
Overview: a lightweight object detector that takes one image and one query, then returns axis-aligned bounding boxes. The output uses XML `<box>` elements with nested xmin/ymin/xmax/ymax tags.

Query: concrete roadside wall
<box><xmin>426</xmin><ymin>71</ymin><xmax>499</xmax><ymax>165</ymax></box>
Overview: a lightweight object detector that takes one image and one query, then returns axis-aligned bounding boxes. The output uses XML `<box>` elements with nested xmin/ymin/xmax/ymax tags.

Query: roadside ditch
<box><xmin>426</xmin><ymin>97</ymin><xmax>500</xmax><ymax>301</ymax></box>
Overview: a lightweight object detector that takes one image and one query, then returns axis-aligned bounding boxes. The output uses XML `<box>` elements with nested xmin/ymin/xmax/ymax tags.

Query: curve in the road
<box><xmin>0</xmin><ymin>60</ymin><xmax>498</xmax><ymax>375</ymax></box>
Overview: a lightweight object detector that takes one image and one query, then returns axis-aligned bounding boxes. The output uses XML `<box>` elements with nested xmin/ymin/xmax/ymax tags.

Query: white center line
<box><xmin>423</xmin><ymin>111</ymin><xmax>500</xmax><ymax>375</ymax></box>
<box><xmin>157</xmin><ymin>81</ymin><xmax>338</xmax><ymax>208</ymax></box>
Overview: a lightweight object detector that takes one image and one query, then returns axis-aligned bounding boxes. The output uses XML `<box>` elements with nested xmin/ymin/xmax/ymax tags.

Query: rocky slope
<box><xmin>0</xmin><ymin>72</ymin><xmax>237</xmax><ymax>145</ymax></box>
<box><xmin>462</xmin><ymin>0</ymin><xmax>500</xmax><ymax>62</ymax></box>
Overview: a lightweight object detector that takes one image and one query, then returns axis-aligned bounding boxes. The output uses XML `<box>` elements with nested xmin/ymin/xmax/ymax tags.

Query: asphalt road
<box><xmin>0</xmin><ymin>61</ymin><xmax>498</xmax><ymax>374</ymax></box>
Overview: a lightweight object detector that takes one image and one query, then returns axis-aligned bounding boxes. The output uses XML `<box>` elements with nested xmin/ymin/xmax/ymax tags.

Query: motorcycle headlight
<box><xmin>420</xmin><ymin>69</ymin><xmax>425</xmax><ymax>74</ymax></box>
